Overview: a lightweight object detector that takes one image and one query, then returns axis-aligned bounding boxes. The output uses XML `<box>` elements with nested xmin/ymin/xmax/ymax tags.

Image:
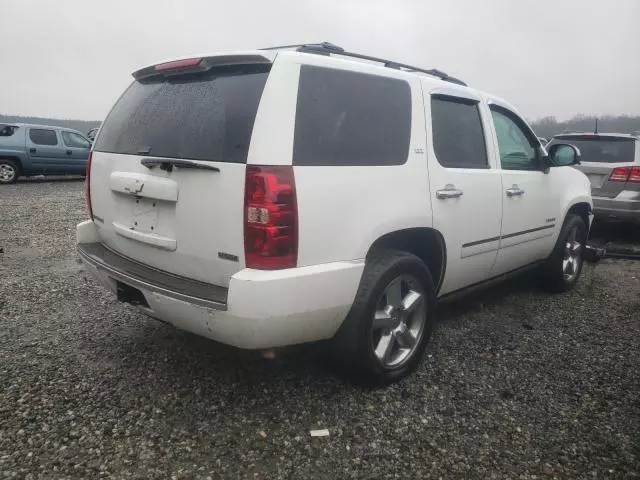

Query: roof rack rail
<box><xmin>261</xmin><ymin>42</ymin><xmax>467</xmax><ymax>86</ymax></box>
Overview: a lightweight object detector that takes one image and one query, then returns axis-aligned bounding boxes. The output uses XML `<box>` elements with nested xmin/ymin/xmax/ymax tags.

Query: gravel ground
<box><xmin>1</xmin><ymin>179</ymin><xmax>639</xmax><ymax>479</ymax></box>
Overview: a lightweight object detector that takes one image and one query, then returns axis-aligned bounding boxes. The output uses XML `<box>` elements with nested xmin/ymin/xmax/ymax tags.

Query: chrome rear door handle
<box><xmin>506</xmin><ymin>185</ymin><xmax>525</xmax><ymax>197</ymax></box>
<box><xmin>436</xmin><ymin>185</ymin><xmax>464</xmax><ymax>199</ymax></box>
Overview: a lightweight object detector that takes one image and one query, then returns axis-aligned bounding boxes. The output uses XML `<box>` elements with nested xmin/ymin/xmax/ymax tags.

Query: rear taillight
<box><xmin>85</xmin><ymin>152</ymin><xmax>93</xmax><ymax>220</ymax></box>
<box><xmin>155</xmin><ymin>57</ymin><xmax>202</xmax><ymax>72</ymax></box>
<box><xmin>244</xmin><ymin>166</ymin><xmax>297</xmax><ymax>270</ymax></box>
<box><xmin>609</xmin><ymin>167</ymin><xmax>631</xmax><ymax>182</ymax></box>
<box><xmin>629</xmin><ymin>167</ymin><xmax>640</xmax><ymax>183</ymax></box>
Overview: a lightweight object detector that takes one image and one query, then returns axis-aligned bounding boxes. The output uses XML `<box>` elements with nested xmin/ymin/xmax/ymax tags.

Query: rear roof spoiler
<box><xmin>132</xmin><ymin>54</ymin><xmax>272</xmax><ymax>80</ymax></box>
<box><xmin>554</xmin><ymin>133</ymin><xmax>636</xmax><ymax>142</ymax></box>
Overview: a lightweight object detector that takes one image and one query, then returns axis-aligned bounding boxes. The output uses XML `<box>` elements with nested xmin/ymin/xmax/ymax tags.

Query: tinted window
<box><xmin>293</xmin><ymin>66</ymin><xmax>411</xmax><ymax>166</ymax></box>
<box><xmin>490</xmin><ymin>107</ymin><xmax>538</xmax><ymax>170</ymax></box>
<box><xmin>62</xmin><ymin>131</ymin><xmax>91</xmax><ymax>149</ymax></box>
<box><xmin>29</xmin><ymin>129</ymin><xmax>58</xmax><ymax>146</ymax></box>
<box><xmin>0</xmin><ymin>125</ymin><xmax>17</xmax><ymax>137</ymax></box>
<box><xmin>94</xmin><ymin>65</ymin><xmax>270</xmax><ymax>163</ymax></box>
<box><xmin>431</xmin><ymin>96</ymin><xmax>488</xmax><ymax>169</ymax></box>
<box><xmin>549</xmin><ymin>136</ymin><xmax>636</xmax><ymax>163</ymax></box>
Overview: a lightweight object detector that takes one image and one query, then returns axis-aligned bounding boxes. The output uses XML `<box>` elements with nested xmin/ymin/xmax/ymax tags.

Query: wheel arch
<box><xmin>0</xmin><ymin>155</ymin><xmax>23</xmax><ymax>173</ymax></box>
<box><xmin>566</xmin><ymin>201</ymin><xmax>592</xmax><ymax>231</ymax></box>
<box><xmin>366</xmin><ymin>227</ymin><xmax>447</xmax><ymax>295</ymax></box>
<box><xmin>0</xmin><ymin>156</ymin><xmax>23</xmax><ymax>182</ymax></box>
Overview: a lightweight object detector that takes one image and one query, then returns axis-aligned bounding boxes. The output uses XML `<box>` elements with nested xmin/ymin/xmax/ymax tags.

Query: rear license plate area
<box><xmin>131</xmin><ymin>197</ymin><xmax>160</xmax><ymax>233</ymax></box>
<box><xmin>116</xmin><ymin>281</ymin><xmax>150</xmax><ymax>308</ymax></box>
<box><xmin>588</xmin><ymin>174</ymin><xmax>605</xmax><ymax>188</ymax></box>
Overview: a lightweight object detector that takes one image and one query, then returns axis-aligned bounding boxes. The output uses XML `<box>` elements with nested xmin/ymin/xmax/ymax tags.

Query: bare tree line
<box><xmin>531</xmin><ymin>115</ymin><xmax>640</xmax><ymax>139</ymax></box>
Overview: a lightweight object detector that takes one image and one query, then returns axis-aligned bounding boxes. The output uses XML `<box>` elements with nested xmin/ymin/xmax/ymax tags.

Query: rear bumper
<box><xmin>593</xmin><ymin>192</ymin><xmax>640</xmax><ymax>220</ymax></box>
<box><xmin>76</xmin><ymin>220</ymin><xmax>364</xmax><ymax>349</ymax></box>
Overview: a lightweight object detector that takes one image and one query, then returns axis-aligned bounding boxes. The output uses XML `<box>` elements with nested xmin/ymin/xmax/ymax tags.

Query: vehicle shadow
<box><xmin>589</xmin><ymin>218</ymin><xmax>640</xmax><ymax>244</ymax></box>
<box><xmin>95</xmin><ymin>274</ymin><xmax>536</xmax><ymax>396</ymax></box>
<box><xmin>102</xmin><ymin>314</ymin><xmax>337</xmax><ymax>388</ymax></box>
<box><xmin>16</xmin><ymin>175</ymin><xmax>84</xmax><ymax>183</ymax></box>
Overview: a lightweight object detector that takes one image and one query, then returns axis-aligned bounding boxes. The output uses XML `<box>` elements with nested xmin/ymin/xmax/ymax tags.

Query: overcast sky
<box><xmin>1</xmin><ymin>0</ymin><xmax>638</xmax><ymax>121</ymax></box>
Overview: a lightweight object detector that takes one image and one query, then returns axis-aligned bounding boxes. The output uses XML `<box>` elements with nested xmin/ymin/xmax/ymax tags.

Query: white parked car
<box><xmin>77</xmin><ymin>43</ymin><xmax>593</xmax><ymax>385</ymax></box>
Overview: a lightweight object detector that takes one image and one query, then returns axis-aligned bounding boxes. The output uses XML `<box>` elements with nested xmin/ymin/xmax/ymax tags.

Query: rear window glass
<box><xmin>432</xmin><ymin>96</ymin><xmax>488</xmax><ymax>169</ymax></box>
<box><xmin>94</xmin><ymin>65</ymin><xmax>270</xmax><ymax>163</ymax></box>
<box><xmin>293</xmin><ymin>65</ymin><xmax>411</xmax><ymax>166</ymax></box>
<box><xmin>29</xmin><ymin>129</ymin><xmax>58</xmax><ymax>146</ymax></box>
<box><xmin>550</xmin><ymin>136</ymin><xmax>636</xmax><ymax>163</ymax></box>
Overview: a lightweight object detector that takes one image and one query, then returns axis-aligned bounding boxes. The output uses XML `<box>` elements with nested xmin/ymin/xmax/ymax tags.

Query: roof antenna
<box><xmin>594</xmin><ymin>117</ymin><xmax>598</xmax><ymax>134</ymax></box>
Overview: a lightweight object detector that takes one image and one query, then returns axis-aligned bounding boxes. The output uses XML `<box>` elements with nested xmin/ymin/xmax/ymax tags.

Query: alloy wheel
<box><xmin>0</xmin><ymin>164</ymin><xmax>16</xmax><ymax>183</ymax></box>
<box><xmin>370</xmin><ymin>274</ymin><xmax>427</xmax><ymax>369</ymax></box>
<box><xmin>563</xmin><ymin>226</ymin><xmax>582</xmax><ymax>282</ymax></box>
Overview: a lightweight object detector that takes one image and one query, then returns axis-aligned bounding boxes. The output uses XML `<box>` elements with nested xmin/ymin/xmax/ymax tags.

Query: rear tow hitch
<box><xmin>584</xmin><ymin>243</ymin><xmax>606</xmax><ymax>263</ymax></box>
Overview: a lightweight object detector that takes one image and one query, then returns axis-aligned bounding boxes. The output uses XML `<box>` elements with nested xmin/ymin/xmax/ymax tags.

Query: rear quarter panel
<box><xmin>0</xmin><ymin>129</ymin><xmax>30</xmax><ymax>172</ymax></box>
<box><xmin>253</xmin><ymin>53</ymin><xmax>434</xmax><ymax>266</ymax></box>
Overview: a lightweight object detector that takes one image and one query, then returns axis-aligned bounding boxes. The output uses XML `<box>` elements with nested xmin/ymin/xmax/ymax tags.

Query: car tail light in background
<box><xmin>244</xmin><ymin>166</ymin><xmax>298</xmax><ymax>270</ymax></box>
<box><xmin>609</xmin><ymin>167</ymin><xmax>632</xmax><ymax>182</ymax></box>
<box><xmin>85</xmin><ymin>152</ymin><xmax>93</xmax><ymax>220</ymax></box>
<box><xmin>628</xmin><ymin>167</ymin><xmax>640</xmax><ymax>183</ymax></box>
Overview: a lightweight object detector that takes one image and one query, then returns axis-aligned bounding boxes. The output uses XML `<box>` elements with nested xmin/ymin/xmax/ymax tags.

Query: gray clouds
<box><xmin>1</xmin><ymin>0</ymin><xmax>638</xmax><ymax>121</ymax></box>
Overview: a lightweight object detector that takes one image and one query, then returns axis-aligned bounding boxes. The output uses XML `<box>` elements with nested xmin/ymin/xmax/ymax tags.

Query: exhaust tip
<box><xmin>260</xmin><ymin>348</ymin><xmax>277</xmax><ymax>360</ymax></box>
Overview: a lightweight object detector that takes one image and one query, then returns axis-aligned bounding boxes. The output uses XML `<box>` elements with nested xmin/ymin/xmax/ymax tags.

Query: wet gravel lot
<box><xmin>1</xmin><ymin>179</ymin><xmax>639</xmax><ymax>479</ymax></box>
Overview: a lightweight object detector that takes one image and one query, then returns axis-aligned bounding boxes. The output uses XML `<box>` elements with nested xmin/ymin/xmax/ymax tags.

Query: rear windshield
<box><xmin>550</xmin><ymin>136</ymin><xmax>636</xmax><ymax>163</ymax></box>
<box><xmin>94</xmin><ymin>65</ymin><xmax>270</xmax><ymax>163</ymax></box>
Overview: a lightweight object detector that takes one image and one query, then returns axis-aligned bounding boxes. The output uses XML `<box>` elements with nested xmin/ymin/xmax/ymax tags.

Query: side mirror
<box><xmin>548</xmin><ymin>143</ymin><xmax>581</xmax><ymax>167</ymax></box>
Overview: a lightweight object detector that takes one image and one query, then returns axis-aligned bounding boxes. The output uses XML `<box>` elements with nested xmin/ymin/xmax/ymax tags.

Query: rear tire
<box><xmin>328</xmin><ymin>249</ymin><xmax>436</xmax><ymax>386</ymax></box>
<box><xmin>0</xmin><ymin>159</ymin><xmax>20</xmax><ymax>184</ymax></box>
<box><xmin>540</xmin><ymin>214</ymin><xmax>587</xmax><ymax>293</ymax></box>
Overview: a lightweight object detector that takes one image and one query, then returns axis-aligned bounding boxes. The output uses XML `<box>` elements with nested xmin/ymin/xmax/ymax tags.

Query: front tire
<box><xmin>0</xmin><ymin>159</ymin><xmax>20</xmax><ymax>184</ymax></box>
<box><xmin>329</xmin><ymin>250</ymin><xmax>436</xmax><ymax>386</ymax></box>
<box><xmin>540</xmin><ymin>214</ymin><xmax>587</xmax><ymax>293</ymax></box>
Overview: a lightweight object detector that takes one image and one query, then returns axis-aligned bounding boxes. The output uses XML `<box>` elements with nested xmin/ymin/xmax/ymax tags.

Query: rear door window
<box><xmin>93</xmin><ymin>65</ymin><xmax>270</xmax><ymax>163</ymax></box>
<box><xmin>550</xmin><ymin>136</ymin><xmax>636</xmax><ymax>163</ymax></box>
<box><xmin>29</xmin><ymin>129</ymin><xmax>58</xmax><ymax>146</ymax></box>
<box><xmin>431</xmin><ymin>95</ymin><xmax>488</xmax><ymax>169</ymax></box>
<box><xmin>293</xmin><ymin>65</ymin><xmax>411</xmax><ymax>166</ymax></box>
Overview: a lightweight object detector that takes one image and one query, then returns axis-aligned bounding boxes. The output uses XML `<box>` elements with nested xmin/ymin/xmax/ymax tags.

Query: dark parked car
<box><xmin>0</xmin><ymin>123</ymin><xmax>91</xmax><ymax>184</ymax></box>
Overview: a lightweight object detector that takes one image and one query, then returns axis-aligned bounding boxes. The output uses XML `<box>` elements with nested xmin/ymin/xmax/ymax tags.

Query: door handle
<box><xmin>66</xmin><ymin>150</ymin><xmax>72</xmax><ymax>155</ymax></box>
<box><xmin>436</xmin><ymin>184</ymin><xmax>464</xmax><ymax>199</ymax></box>
<box><xmin>29</xmin><ymin>148</ymin><xmax>36</xmax><ymax>153</ymax></box>
<box><xmin>506</xmin><ymin>185</ymin><xmax>525</xmax><ymax>197</ymax></box>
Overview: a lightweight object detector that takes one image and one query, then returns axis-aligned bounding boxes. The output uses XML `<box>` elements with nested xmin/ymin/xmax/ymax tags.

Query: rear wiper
<box><xmin>140</xmin><ymin>158</ymin><xmax>220</xmax><ymax>173</ymax></box>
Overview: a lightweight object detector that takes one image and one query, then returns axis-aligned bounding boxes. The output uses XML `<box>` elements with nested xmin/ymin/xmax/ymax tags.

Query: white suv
<box><xmin>77</xmin><ymin>43</ymin><xmax>592</xmax><ymax>385</ymax></box>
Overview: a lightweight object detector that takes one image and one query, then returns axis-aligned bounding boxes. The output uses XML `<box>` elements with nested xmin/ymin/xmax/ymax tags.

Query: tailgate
<box><xmin>90</xmin><ymin>152</ymin><xmax>245</xmax><ymax>286</ymax></box>
<box><xmin>579</xmin><ymin>161</ymin><xmax>637</xmax><ymax>198</ymax></box>
<box><xmin>89</xmin><ymin>60</ymin><xmax>271</xmax><ymax>287</ymax></box>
